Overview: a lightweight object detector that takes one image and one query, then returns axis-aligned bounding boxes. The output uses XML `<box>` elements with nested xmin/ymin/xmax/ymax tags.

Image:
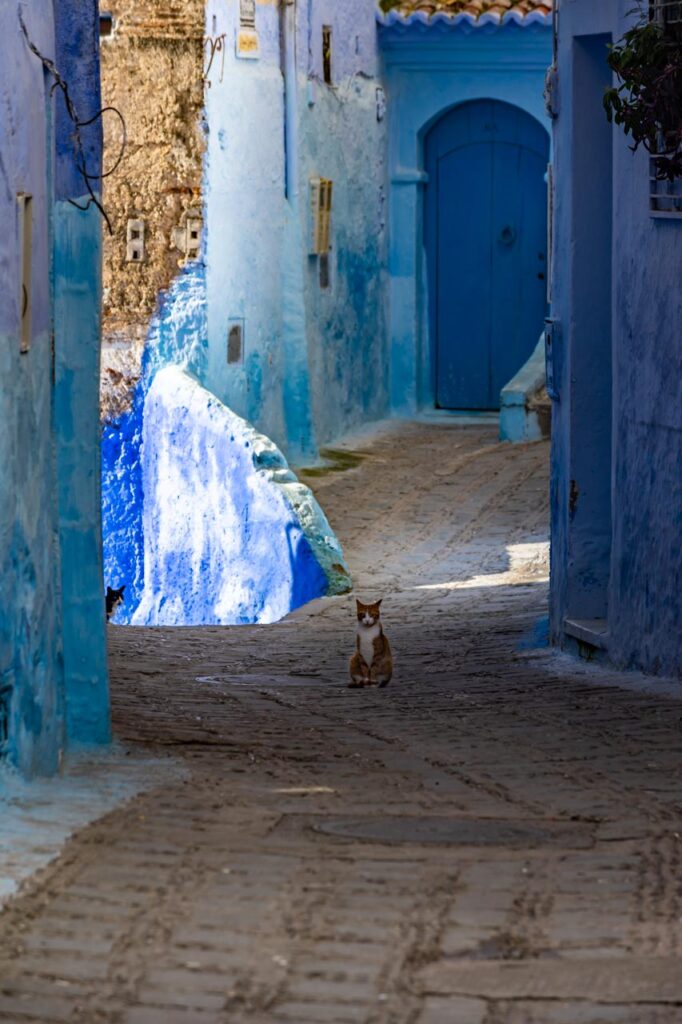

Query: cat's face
<box><xmin>356</xmin><ymin>599</ymin><xmax>382</xmax><ymax>627</ymax></box>
<box><xmin>106</xmin><ymin>585</ymin><xmax>126</xmax><ymax>620</ymax></box>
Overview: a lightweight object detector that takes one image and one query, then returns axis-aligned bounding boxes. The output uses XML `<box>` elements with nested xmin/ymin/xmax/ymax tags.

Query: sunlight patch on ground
<box><xmin>414</xmin><ymin>541</ymin><xmax>549</xmax><ymax>591</ymax></box>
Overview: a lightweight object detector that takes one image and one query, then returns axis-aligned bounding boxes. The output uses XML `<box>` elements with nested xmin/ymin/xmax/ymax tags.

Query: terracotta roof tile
<box><xmin>381</xmin><ymin>0</ymin><xmax>552</xmax><ymax>21</ymax></box>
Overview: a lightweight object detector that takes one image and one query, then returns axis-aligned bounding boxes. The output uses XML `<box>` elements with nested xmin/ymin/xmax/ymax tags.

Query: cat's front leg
<box><xmin>370</xmin><ymin>653</ymin><xmax>393</xmax><ymax>688</ymax></box>
<box><xmin>349</xmin><ymin>652</ymin><xmax>370</xmax><ymax>688</ymax></box>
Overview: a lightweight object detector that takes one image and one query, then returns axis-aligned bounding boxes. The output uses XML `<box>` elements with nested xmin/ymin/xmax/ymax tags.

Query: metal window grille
<box><xmin>650</xmin><ymin>129</ymin><xmax>682</xmax><ymax>216</ymax></box>
<box><xmin>650</xmin><ymin>1</ymin><xmax>682</xmax><ymax>31</ymax></box>
<box><xmin>309</xmin><ymin>178</ymin><xmax>333</xmax><ymax>255</ymax></box>
<box><xmin>0</xmin><ymin>686</ymin><xmax>11</xmax><ymax>760</ymax></box>
<box><xmin>650</xmin><ymin>159</ymin><xmax>682</xmax><ymax>215</ymax></box>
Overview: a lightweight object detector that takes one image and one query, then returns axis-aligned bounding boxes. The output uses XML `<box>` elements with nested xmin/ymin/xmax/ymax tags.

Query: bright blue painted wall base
<box><xmin>53</xmin><ymin>200</ymin><xmax>110</xmax><ymax>747</ymax></box>
<box><xmin>102</xmin><ymin>264</ymin><xmax>351</xmax><ymax>627</ymax></box>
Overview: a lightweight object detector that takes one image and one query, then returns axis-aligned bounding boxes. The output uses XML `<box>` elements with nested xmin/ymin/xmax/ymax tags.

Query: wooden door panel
<box><xmin>425</xmin><ymin>100</ymin><xmax>549</xmax><ymax>411</ymax></box>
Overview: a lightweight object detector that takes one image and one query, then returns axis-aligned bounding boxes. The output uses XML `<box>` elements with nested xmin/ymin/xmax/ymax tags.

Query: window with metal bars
<box><xmin>650</xmin><ymin>148</ymin><xmax>682</xmax><ymax>216</ymax></box>
<box><xmin>650</xmin><ymin>1</ymin><xmax>682</xmax><ymax>35</ymax></box>
<box><xmin>647</xmin><ymin>5</ymin><xmax>682</xmax><ymax>213</ymax></box>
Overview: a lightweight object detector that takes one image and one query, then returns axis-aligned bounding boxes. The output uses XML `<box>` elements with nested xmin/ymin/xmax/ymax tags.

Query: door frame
<box><xmin>422</xmin><ymin>98</ymin><xmax>551</xmax><ymax>412</ymax></box>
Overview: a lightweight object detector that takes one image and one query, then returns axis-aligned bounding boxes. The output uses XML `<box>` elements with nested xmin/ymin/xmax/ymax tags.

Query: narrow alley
<box><xmin>1</xmin><ymin>422</ymin><xmax>681</xmax><ymax>1023</ymax></box>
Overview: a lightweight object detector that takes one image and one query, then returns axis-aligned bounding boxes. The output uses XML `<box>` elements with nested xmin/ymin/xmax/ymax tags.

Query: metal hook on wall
<box><xmin>204</xmin><ymin>34</ymin><xmax>226</xmax><ymax>88</ymax></box>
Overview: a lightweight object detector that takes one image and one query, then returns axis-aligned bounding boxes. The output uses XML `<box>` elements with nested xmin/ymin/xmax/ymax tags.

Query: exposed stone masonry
<box><xmin>100</xmin><ymin>0</ymin><xmax>205</xmax><ymax>418</ymax></box>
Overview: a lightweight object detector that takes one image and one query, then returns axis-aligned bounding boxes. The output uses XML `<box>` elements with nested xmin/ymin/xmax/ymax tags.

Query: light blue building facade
<box><xmin>203</xmin><ymin>0</ymin><xmax>390</xmax><ymax>464</ymax></box>
<box><xmin>0</xmin><ymin>0</ymin><xmax>109</xmax><ymax>775</ymax></box>
<box><xmin>378</xmin><ymin>6</ymin><xmax>553</xmax><ymax>415</ymax></box>
<box><xmin>549</xmin><ymin>0</ymin><xmax>682</xmax><ymax>677</ymax></box>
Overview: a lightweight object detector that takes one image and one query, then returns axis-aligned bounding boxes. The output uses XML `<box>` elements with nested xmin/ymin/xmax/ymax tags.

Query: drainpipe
<box><xmin>282</xmin><ymin>0</ymin><xmax>298</xmax><ymax>203</ymax></box>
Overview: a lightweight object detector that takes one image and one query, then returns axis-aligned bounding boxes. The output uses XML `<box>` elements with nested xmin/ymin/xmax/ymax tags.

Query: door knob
<box><xmin>499</xmin><ymin>224</ymin><xmax>517</xmax><ymax>247</ymax></box>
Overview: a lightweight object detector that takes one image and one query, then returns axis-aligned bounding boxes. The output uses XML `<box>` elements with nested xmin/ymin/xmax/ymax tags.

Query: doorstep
<box><xmin>564</xmin><ymin>618</ymin><xmax>609</xmax><ymax>651</ymax></box>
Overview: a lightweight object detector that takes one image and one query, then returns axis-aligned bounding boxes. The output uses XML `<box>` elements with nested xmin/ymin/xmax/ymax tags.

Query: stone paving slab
<box><xmin>0</xmin><ymin>423</ymin><xmax>681</xmax><ymax>1023</ymax></box>
<box><xmin>418</xmin><ymin>958</ymin><xmax>682</xmax><ymax>1003</ymax></box>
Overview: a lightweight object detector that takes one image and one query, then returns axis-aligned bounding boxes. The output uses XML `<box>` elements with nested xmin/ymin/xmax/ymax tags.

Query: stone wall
<box><xmin>99</xmin><ymin>0</ymin><xmax>205</xmax><ymax>416</ymax></box>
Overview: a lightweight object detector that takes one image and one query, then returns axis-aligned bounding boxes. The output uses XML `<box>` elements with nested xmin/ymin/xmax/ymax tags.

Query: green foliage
<box><xmin>604</xmin><ymin>6</ymin><xmax>682</xmax><ymax>180</ymax></box>
<box><xmin>379</xmin><ymin>0</ymin><xmax>404</xmax><ymax>10</ymax></box>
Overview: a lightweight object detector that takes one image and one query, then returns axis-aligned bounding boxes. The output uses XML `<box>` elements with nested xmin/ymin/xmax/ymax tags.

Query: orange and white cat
<box><xmin>349</xmin><ymin>599</ymin><xmax>393</xmax><ymax>688</ymax></box>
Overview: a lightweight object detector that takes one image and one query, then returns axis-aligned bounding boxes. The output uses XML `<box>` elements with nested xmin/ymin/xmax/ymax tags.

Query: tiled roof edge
<box><xmin>376</xmin><ymin>10</ymin><xmax>552</xmax><ymax>31</ymax></box>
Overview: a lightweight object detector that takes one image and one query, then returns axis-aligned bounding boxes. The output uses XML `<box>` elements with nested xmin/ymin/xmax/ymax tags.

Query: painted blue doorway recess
<box><xmin>425</xmin><ymin>100</ymin><xmax>550</xmax><ymax>410</ymax></box>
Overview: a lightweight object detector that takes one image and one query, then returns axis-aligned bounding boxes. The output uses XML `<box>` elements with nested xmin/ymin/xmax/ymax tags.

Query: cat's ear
<box><xmin>106</xmin><ymin>587</ymin><xmax>114</xmax><ymax>597</ymax></box>
<box><xmin>356</xmin><ymin>599</ymin><xmax>363</xmax><ymax>610</ymax></box>
<box><xmin>376</xmin><ymin>599</ymin><xmax>383</xmax><ymax>607</ymax></box>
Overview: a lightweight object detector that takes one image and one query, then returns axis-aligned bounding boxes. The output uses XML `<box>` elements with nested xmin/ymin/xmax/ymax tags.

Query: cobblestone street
<box><xmin>2</xmin><ymin>421</ymin><xmax>682</xmax><ymax>1023</ymax></box>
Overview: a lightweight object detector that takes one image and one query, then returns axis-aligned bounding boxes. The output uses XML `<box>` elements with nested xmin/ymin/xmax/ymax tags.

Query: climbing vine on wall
<box><xmin>604</xmin><ymin>3</ymin><xmax>682</xmax><ymax>180</ymax></box>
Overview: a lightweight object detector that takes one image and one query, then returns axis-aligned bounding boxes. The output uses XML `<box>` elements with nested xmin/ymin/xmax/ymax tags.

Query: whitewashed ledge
<box><xmin>499</xmin><ymin>336</ymin><xmax>551</xmax><ymax>444</ymax></box>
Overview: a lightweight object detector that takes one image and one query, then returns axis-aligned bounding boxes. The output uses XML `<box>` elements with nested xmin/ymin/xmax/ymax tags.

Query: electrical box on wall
<box><xmin>17</xmin><ymin>193</ymin><xmax>32</xmax><ymax>354</ymax></box>
<box><xmin>309</xmin><ymin>178</ymin><xmax>333</xmax><ymax>255</ymax></box>
<box><xmin>126</xmin><ymin>219</ymin><xmax>146</xmax><ymax>263</ymax></box>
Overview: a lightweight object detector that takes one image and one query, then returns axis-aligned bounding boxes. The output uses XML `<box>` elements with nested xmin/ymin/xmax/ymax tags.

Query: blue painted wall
<box><xmin>0</xmin><ymin>1</ymin><xmax>109</xmax><ymax>774</ymax></box>
<box><xmin>102</xmin><ymin>262</ymin><xmax>208</xmax><ymax>622</ymax></box>
<box><xmin>0</xmin><ymin>3</ymin><xmax>63</xmax><ymax>777</ymax></box>
<box><xmin>100</xmin><ymin>260</ymin><xmax>350</xmax><ymax>626</ymax></box>
<box><xmin>53</xmin><ymin>0</ymin><xmax>110</xmax><ymax>746</ymax></box>
<box><xmin>132</xmin><ymin>367</ymin><xmax>329</xmax><ymax>626</ymax></box>
<box><xmin>203</xmin><ymin>0</ymin><xmax>389</xmax><ymax>463</ymax></box>
<box><xmin>379</xmin><ymin>16</ymin><xmax>552</xmax><ymax>414</ymax></box>
<box><xmin>550</xmin><ymin>0</ymin><xmax>682</xmax><ymax>677</ymax></box>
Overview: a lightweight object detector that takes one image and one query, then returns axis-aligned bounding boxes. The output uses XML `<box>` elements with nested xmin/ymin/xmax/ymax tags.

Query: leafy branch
<box><xmin>604</xmin><ymin>5</ymin><xmax>682</xmax><ymax>180</ymax></box>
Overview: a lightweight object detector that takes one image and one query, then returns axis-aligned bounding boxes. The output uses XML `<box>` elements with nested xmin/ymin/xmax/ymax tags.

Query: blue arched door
<box><xmin>425</xmin><ymin>100</ymin><xmax>549</xmax><ymax>410</ymax></box>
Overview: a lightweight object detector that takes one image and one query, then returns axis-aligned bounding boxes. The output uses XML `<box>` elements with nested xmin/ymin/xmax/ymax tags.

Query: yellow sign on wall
<box><xmin>237</xmin><ymin>30</ymin><xmax>259</xmax><ymax>59</ymax></box>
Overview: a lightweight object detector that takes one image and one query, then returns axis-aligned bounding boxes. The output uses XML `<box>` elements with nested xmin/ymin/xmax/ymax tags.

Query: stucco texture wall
<box><xmin>549</xmin><ymin>0</ymin><xmax>682</xmax><ymax>678</ymax></box>
<box><xmin>609</xmin><ymin>17</ymin><xmax>682</xmax><ymax>676</ymax></box>
<box><xmin>133</xmin><ymin>367</ymin><xmax>345</xmax><ymax>626</ymax></box>
<box><xmin>101</xmin><ymin>261</ymin><xmax>348</xmax><ymax>627</ymax></box>
<box><xmin>53</xmin><ymin>0</ymin><xmax>111</xmax><ymax>748</ymax></box>
<box><xmin>0</xmin><ymin>3</ymin><xmax>64</xmax><ymax>776</ymax></box>
<box><xmin>204</xmin><ymin>0</ymin><xmax>389</xmax><ymax>462</ymax></box>
<box><xmin>99</xmin><ymin>0</ymin><xmax>205</xmax><ymax>416</ymax></box>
